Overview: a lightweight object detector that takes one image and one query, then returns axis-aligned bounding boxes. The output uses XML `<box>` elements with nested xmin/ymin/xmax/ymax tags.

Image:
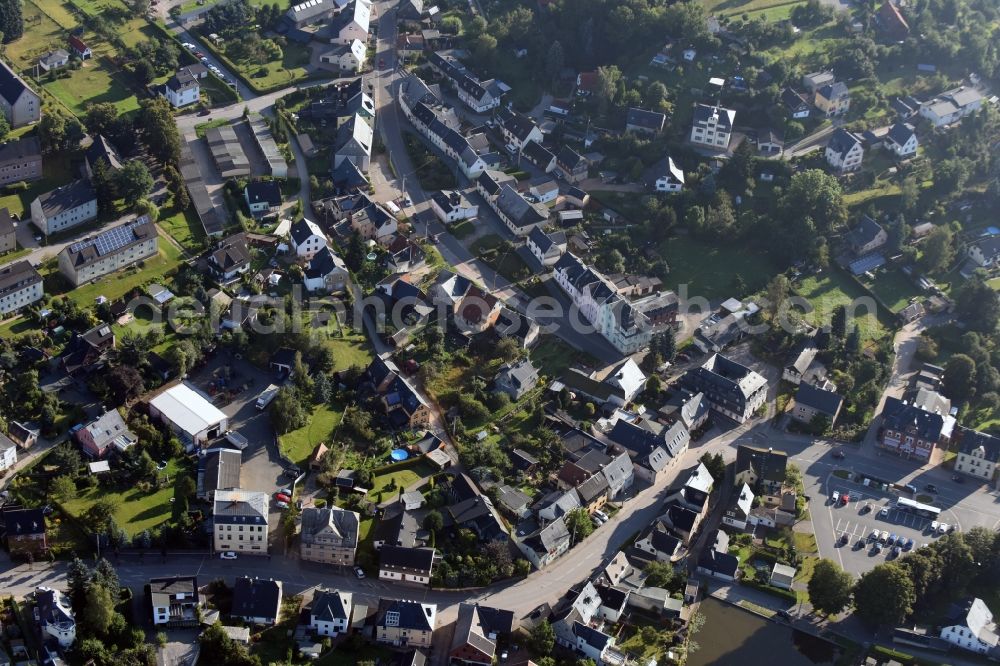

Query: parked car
<box><xmin>930</xmin><ymin>520</ymin><xmax>939</xmax><ymax>532</ymax></box>
<box><xmin>870</xmin><ymin>528</ymin><xmax>880</xmax><ymax>541</ymax></box>
<box><xmin>892</xmin><ymin>545</ymin><xmax>901</xmax><ymax>558</ymax></box>
<box><xmin>854</xmin><ymin>538</ymin><xmax>866</xmax><ymax>550</ymax></box>
<box><xmin>938</xmin><ymin>523</ymin><xmax>949</xmax><ymax>534</ymax></box>
<box><xmin>275</xmin><ymin>493</ymin><xmax>291</xmax><ymax>503</ymax></box>
<box><xmin>924</xmin><ymin>483</ymin><xmax>938</xmax><ymax>493</ymax></box>
<box><xmin>776</xmin><ymin>609</ymin><xmax>791</xmax><ymax>620</ymax></box>
<box><xmin>904</xmin><ymin>538</ymin><xmax>914</xmax><ymax>550</ymax></box>
<box><xmin>220</xmin><ymin>551</ymin><xmax>237</xmax><ymax>560</ymax></box>
<box><xmin>952</xmin><ymin>474</ymin><xmax>965</xmax><ymax>483</ymax></box>
<box><xmin>831</xmin><ymin>491</ymin><xmax>840</xmax><ymax>503</ymax></box>
<box><xmin>280</xmin><ymin>488</ymin><xmax>293</xmax><ymax>496</ymax></box>
<box><xmin>887</xmin><ymin>533</ymin><xmax>897</xmax><ymax>546</ymax></box>
<box><xmin>593</xmin><ymin>510</ymin><xmax>609</xmax><ymax>522</ymax></box>
<box><xmin>879</xmin><ymin>506</ymin><xmax>890</xmax><ymax>517</ymax></box>
<box><xmin>879</xmin><ymin>530</ymin><xmax>889</xmax><ymax>543</ymax></box>
<box><xmin>860</xmin><ymin>502</ymin><xmax>872</xmax><ymax>514</ymax></box>
<box><xmin>838</xmin><ymin>533</ymin><xmax>848</xmax><ymax>546</ymax></box>
<box><xmin>195</xmin><ymin>51</ymin><xmax>205</xmax><ymax>58</ymax></box>
<box><xmin>832</xmin><ymin>450</ymin><xmax>845</xmax><ymax>459</ymax></box>
<box><xmin>354</xmin><ymin>566</ymin><xmax>366</xmax><ymax>579</ymax></box>
<box><xmin>839</xmin><ymin>493</ymin><xmax>850</xmax><ymax>505</ymax></box>
<box><xmin>275</xmin><ymin>501</ymin><xmax>289</xmax><ymax>509</ymax></box>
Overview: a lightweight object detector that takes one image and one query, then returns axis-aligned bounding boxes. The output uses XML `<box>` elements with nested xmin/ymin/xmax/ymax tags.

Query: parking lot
<box><xmin>815</xmin><ymin>482</ymin><xmax>963</xmax><ymax>574</ymax></box>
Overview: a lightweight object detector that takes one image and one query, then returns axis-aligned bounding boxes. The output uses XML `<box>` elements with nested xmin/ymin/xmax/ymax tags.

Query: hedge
<box><xmin>741</xmin><ymin>578</ymin><xmax>798</xmax><ymax>604</ymax></box>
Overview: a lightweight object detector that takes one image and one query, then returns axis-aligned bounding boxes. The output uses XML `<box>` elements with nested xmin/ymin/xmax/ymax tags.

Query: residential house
<box><xmin>814</xmin><ymin>81</ymin><xmax>851</xmax><ymax>116</ymax></box>
<box><xmin>397</xmin><ymin>0</ymin><xmax>424</xmax><ymax>21</ymax></box>
<box><xmin>634</xmin><ymin>522</ymin><xmax>683</xmax><ymax>562</ymax></box>
<box><xmin>680</xmin><ymin>354</ymin><xmax>768</xmax><ymax>423</ymax></box>
<box><xmin>209</xmin><ymin>233</ymin><xmax>252</xmax><ymax>281</ymax></box>
<box><xmin>162</xmin><ymin>67</ymin><xmax>200</xmax><ymax>108</ymax></box>
<box><xmin>781</xmin><ymin>88</ymin><xmax>811</xmax><ymax>118</ymax></box>
<box><xmin>310</xmin><ymin>589</ymin><xmax>353</xmax><ymax>637</ymax></box>
<box><xmin>653</xmin><ymin>156</ymin><xmax>684</xmax><ymax>193</ymax></box>
<box><xmin>333</xmin><ymin>113</ymin><xmax>373</xmax><ymax>171</ymax></box>
<box><xmin>449</xmin><ymin>603</ymin><xmax>515</xmax><ymax>666</ymax></box>
<box><xmin>494</xmin><ymin>358</ymin><xmax>539</xmax><ymax>401</ymax></box>
<box><xmin>825</xmin><ymin>128</ymin><xmax>864</xmax><ymax>172</ymax></box>
<box><xmin>496</xmin><ymin>485</ymin><xmax>531</xmax><ymax>518</ymax></box>
<box><xmin>954</xmin><ymin>428</ymin><xmax>1000</xmax><ymax>482</ymax></box>
<box><xmin>968</xmin><ymin>236</ymin><xmax>1000</xmax><ymax>268</ymax></box>
<box><xmin>690</xmin><ymin>104</ymin><xmax>735</xmax><ymax>149</ymax></box>
<box><xmin>68</xmin><ymin>34</ymin><xmax>92</xmax><ymax>58</ymax></box>
<box><xmin>554</xmin><ymin>146</ymin><xmax>588</xmax><ymax>184</ymax></box>
<box><xmin>319</xmin><ymin>39</ymin><xmax>367</xmax><ymax>73</ymax></box>
<box><xmin>696</xmin><ymin>531</ymin><xmax>739</xmax><ymax>581</ymax></box>
<box><xmin>497</xmin><ymin>107</ymin><xmax>543</xmax><ymax>150</ymax></box>
<box><xmin>783</xmin><ymin>344</ymin><xmax>818</xmax><ymax>385</ymax></box>
<box><xmin>304</xmin><ymin>246</ymin><xmax>349</xmax><ymax>293</ymax></box>
<box><xmin>526</xmin><ymin>226</ymin><xmax>566</xmax><ymax>267</ymax></box>
<box><xmin>284</xmin><ymin>0</ymin><xmax>336</xmax><ymax>27</ymax></box>
<box><xmin>490</xmin><ymin>184</ymin><xmax>548</xmax><ymax>237</ymax></box>
<box><xmin>518</xmin><ymin>517</ymin><xmax>570</xmax><ymax>569</ymax></box>
<box><xmin>596</xmin><ymin>584</ymin><xmax>629</xmax><ymax>623</ymax></box>
<box><xmin>289</xmin><ymin>218</ymin><xmax>328</xmax><ymax>259</ymax></box>
<box><xmin>529</xmin><ymin>178</ymin><xmax>558</xmax><ymax>204</ymax></box>
<box><xmin>521</xmin><ymin>140</ymin><xmax>556</xmax><ymax>173</ymax></box>
<box><xmin>576</xmin><ymin>474</ymin><xmax>610</xmax><ymax>514</ymax></box>
<box><xmin>563</xmin><ymin>186</ymin><xmax>589</xmax><ymax>209</ymax></box>
<box><xmin>427</xmin><ymin>52</ymin><xmax>501</xmax><ymax>113</ymax></box>
<box><xmin>920</xmin><ymin>87</ymin><xmax>983</xmax><ymax>127</ymax></box>
<box><xmin>149</xmin><ymin>382</ymin><xmax>228</xmax><ymax>447</ymax></box>
<box><xmin>0</xmin><ymin>433</ymin><xmax>16</xmax><ymax>471</ymax></box>
<box><xmin>430</xmin><ymin>190</ymin><xmax>478</xmax><ymax>223</ymax></box>
<box><xmin>231</xmin><ymin>578</ymin><xmax>283</xmax><ymax>625</ymax></box>
<box><xmin>551</xmin><ymin>582</ymin><xmax>625</xmax><ymax>665</ymax></box>
<box><xmin>244</xmin><ymin>181</ymin><xmax>282</xmax><ymax>217</ymax></box>
<box><xmin>150</xmin><ymin>576</ymin><xmax>201</xmax><ymax>627</ymax></box>
<box><xmin>57</xmin><ymin>215</ymin><xmax>158</xmax><ymax>287</ymax></box>
<box><xmin>0</xmin><ymin>136</ymin><xmax>42</xmax><ymax>187</ymax></box>
<box><xmin>197</xmin><ymin>448</ymin><xmax>241</xmax><ymax>500</ymax></box>
<box><xmin>349</xmin><ymin>200</ymin><xmax>397</xmax><ymax>242</ymax></box>
<box><xmin>75</xmin><ymin>409</ymin><xmax>137</xmax><ymax>459</ymax></box>
<box><xmin>876</xmin><ymin>0</ymin><xmax>910</xmax><ymax>40</ymax></box>
<box><xmin>375</xmin><ymin>599</ymin><xmax>437</xmax><ymax>649</ymax></box>
<box><xmin>536</xmin><ymin>487</ymin><xmax>581</xmax><ymax>523</ymax></box>
<box><xmin>378</xmin><ymin>545</ymin><xmax>435</xmax><ymax>586</ymax></box>
<box><xmin>30</xmin><ymin>180</ymin><xmax>98</xmax><ymax>236</ymax></box>
<box><xmin>0</xmin><ymin>260</ymin><xmax>43</xmax><ymax>315</ymax></box>
<box><xmin>37</xmin><ymin>50</ymin><xmax>69</xmax><ymax>72</ymax></box>
<box><xmin>802</xmin><ymin>71</ymin><xmax>835</xmax><ymax>93</ymax></box>
<box><xmin>213</xmin><ymin>489</ymin><xmax>269</xmax><ymax>555</ymax></box>
<box><xmin>723</xmin><ymin>482</ymin><xmax>754</xmax><ymax>530</ymax></box>
<box><xmin>60</xmin><ymin>323</ymin><xmax>115</xmax><ymax>376</ymax></box>
<box><xmin>792</xmin><ymin>382</ymin><xmax>843</xmax><ymax>426</ymax></box>
<box><xmin>0</xmin><ymin>60</ymin><xmax>41</xmax><ymax>128</ymax></box>
<box><xmin>940</xmin><ymin>598</ymin><xmax>1000</xmax><ymax>655</ymax></box>
<box><xmin>626</xmin><ymin>107</ymin><xmax>666</xmax><ymax>135</ymax></box>
<box><xmin>325</xmin><ymin>0</ymin><xmax>371</xmax><ymax>45</ymax></box>
<box><xmin>34</xmin><ymin>587</ymin><xmax>75</xmax><ymax>648</ymax></box>
<box><xmin>879</xmin><ymin>395</ymin><xmax>954</xmax><ymax>461</ymax></box>
<box><xmin>384</xmin><ymin>236</ymin><xmax>426</xmax><ymax>274</ymax></box>
<box><xmin>658</xmin><ymin>389</ymin><xmax>710</xmax><ymax>432</ymax></box>
<box><xmin>604</xmin><ymin>419</ymin><xmax>672</xmax><ymax>484</ymax></box>
<box><xmin>9</xmin><ymin>421</ymin><xmax>39</xmax><ymax>449</ymax></box>
<box><xmin>885</xmin><ymin>122</ymin><xmax>918</xmax><ymax>158</ymax></box>
<box><xmin>735</xmin><ymin>444</ymin><xmax>787</xmax><ymax>495</ymax></box>
<box><xmin>3</xmin><ymin>508</ymin><xmax>46</xmax><ymax>557</ymax></box>
<box><xmin>848</xmin><ymin>215</ymin><xmax>887</xmax><ymax>256</ymax></box>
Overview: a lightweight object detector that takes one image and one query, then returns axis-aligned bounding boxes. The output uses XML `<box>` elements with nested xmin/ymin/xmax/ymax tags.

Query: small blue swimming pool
<box><xmin>390</xmin><ymin>449</ymin><xmax>410</xmax><ymax>461</ymax></box>
<box><xmin>988</xmin><ymin>226</ymin><xmax>1000</xmax><ymax>236</ymax></box>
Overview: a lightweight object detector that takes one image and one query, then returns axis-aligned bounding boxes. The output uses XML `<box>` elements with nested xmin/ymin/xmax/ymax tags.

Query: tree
<box><xmin>85</xmin><ymin>497</ymin><xmax>121</xmax><ymax>532</ymax></box>
<box><xmin>105</xmin><ymin>365</ymin><xmax>145</xmax><ymax>405</ymax></box>
<box><xmin>49</xmin><ymin>442</ymin><xmax>83</xmax><ymax>477</ymax></box>
<box><xmin>853</xmin><ymin>563</ymin><xmax>915</xmax><ymax>626</ymax></box>
<box><xmin>699</xmin><ymin>452</ymin><xmax>726</xmax><ymax>482</ymax></box>
<box><xmin>646</xmin><ymin>81</ymin><xmax>668</xmax><ymax>111</ymax></box>
<box><xmin>644</xmin><ymin>560</ymin><xmax>674</xmax><ymax>588</ymax></box>
<box><xmin>138</xmin><ymin>97</ymin><xmax>182</xmax><ymax>166</ymax></box>
<box><xmin>942</xmin><ymin>354</ymin><xmax>976</xmax><ymax>402</ymax></box>
<box><xmin>545</xmin><ymin>40</ymin><xmax>564</xmax><ymax>84</ymax></box>
<box><xmin>115</xmin><ymin>161</ymin><xmax>154</xmax><ymax>204</ymax></box>
<box><xmin>270</xmin><ymin>386</ymin><xmax>308</xmax><ymax>434</ymax></box>
<box><xmin>807</xmin><ymin>559</ymin><xmax>853</xmax><ymax>616</ymax></box>
<box><xmin>177</xmin><ymin>475</ymin><xmax>196</xmax><ymax>500</ymax></box>
<box><xmin>920</xmin><ymin>225</ymin><xmax>954</xmax><ymax>274</ymax></box>
<box><xmin>566</xmin><ymin>508</ymin><xmax>594</xmax><ymax>544</ymax></box>
<box><xmin>0</xmin><ymin>113</ymin><xmax>9</xmax><ymax>144</ymax></box>
<box><xmin>84</xmin><ymin>102</ymin><xmax>119</xmax><ymax>137</ymax></box>
<box><xmin>423</xmin><ymin>510</ymin><xmax>443</xmax><ymax>533</ymax></box>
<box><xmin>81</xmin><ymin>584</ymin><xmax>117</xmax><ymax>636</ymax></box>
<box><xmin>955</xmin><ymin>274</ymin><xmax>1000</xmax><ymax>333</ymax></box>
<box><xmin>528</xmin><ymin>620</ymin><xmax>555</xmax><ymax>656</ymax></box>
<box><xmin>51</xmin><ymin>475</ymin><xmax>77</xmax><ymax>503</ymax></box>
<box><xmin>199</xmin><ymin>622</ymin><xmax>260</xmax><ymax>666</ymax></box>
<box><xmin>765</xmin><ymin>274</ymin><xmax>790</xmax><ymax>320</ymax></box>
<box><xmin>0</xmin><ymin>0</ymin><xmax>23</xmax><ymax>42</ymax></box>
<box><xmin>595</xmin><ymin>65</ymin><xmax>622</xmax><ymax>111</ymax></box>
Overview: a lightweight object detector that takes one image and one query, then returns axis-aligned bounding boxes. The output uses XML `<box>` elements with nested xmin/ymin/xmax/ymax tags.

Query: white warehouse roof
<box><xmin>150</xmin><ymin>383</ymin><xmax>227</xmax><ymax>436</ymax></box>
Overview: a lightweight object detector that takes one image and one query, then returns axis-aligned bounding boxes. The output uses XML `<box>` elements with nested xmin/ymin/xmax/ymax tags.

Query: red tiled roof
<box><xmin>68</xmin><ymin>35</ymin><xmax>89</xmax><ymax>52</ymax></box>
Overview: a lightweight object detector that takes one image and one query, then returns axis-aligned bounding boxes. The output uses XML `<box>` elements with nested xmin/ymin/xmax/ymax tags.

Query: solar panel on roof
<box><xmin>68</xmin><ymin>216</ymin><xmax>149</xmax><ymax>257</ymax></box>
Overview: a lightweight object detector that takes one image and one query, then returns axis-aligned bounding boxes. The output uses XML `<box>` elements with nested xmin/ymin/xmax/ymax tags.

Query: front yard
<box><xmin>278</xmin><ymin>403</ymin><xmax>344</xmax><ymax>467</ymax></box>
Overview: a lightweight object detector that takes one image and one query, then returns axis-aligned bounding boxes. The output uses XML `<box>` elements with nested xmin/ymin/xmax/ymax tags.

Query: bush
<box><xmin>4</xmin><ymin>181</ymin><xmax>27</xmax><ymax>193</ymax></box>
<box><xmin>742</xmin><ymin>578</ymin><xmax>797</xmax><ymax>603</ymax></box>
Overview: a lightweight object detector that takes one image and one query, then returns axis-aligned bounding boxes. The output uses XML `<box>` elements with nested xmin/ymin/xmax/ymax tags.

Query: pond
<box><xmin>689</xmin><ymin>598</ymin><xmax>839</xmax><ymax>666</ymax></box>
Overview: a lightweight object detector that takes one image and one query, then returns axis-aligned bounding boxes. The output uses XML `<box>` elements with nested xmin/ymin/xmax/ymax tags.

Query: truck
<box><xmin>256</xmin><ymin>384</ymin><xmax>280</xmax><ymax>410</ymax></box>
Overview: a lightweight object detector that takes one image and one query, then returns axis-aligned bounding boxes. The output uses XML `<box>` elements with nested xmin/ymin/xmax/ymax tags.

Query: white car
<box><xmin>275</xmin><ymin>501</ymin><xmax>289</xmax><ymax>509</ymax></box>
<box><xmin>220</xmin><ymin>551</ymin><xmax>237</xmax><ymax>560</ymax></box>
<box><xmin>593</xmin><ymin>510</ymin><xmax>609</xmax><ymax>522</ymax></box>
<box><xmin>831</xmin><ymin>491</ymin><xmax>840</xmax><ymax>503</ymax></box>
<box><xmin>937</xmin><ymin>523</ymin><xmax>949</xmax><ymax>534</ymax></box>
<box><xmin>879</xmin><ymin>506</ymin><xmax>889</xmax><ymax>517</ymax></box>
<box><xmin>183</xmin><ymin>42</ymin><xmax>196</xmax><ymax>49</ymax></box>
<box><xmin>930</xmin><ymin>520</ymin><xmax>939</xmax><ymax>532</ymax></box>
<box><xmin>354</xmin><ymin>566</ymin><xmax>366</xmax><ymax>579</ymax></box>
<box><xmin>200</xmin><ymin>56</ymin><xmax>209</xmax><ymax>63</ymax></box>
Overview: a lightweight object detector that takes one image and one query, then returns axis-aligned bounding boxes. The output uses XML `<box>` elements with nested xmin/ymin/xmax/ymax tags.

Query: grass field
<box><xmin>0</xmin><ymin>149</ymin><xmax>75</xmax><ymax>219</ymax></box>
<box><xmin>795</xmin><ymin>269</ymin><xmax>887</xmax><ymax>341</ymax></box>
<box><xmin>158</xmin><ymin>205</ymin><xmax>207</xmax><ymax>253</ymax></box>
<box><xmin>278</xmin><ymin>403</ymin><xmax>343</xmax><ymax>467</ymax></box>
<box><xmin>44</xmin><ymin>54</ymin><xmax>141</xmax><ymax>115</ymax></box>
<box><xmin>32</xmin><ymin>0</ymin><xmax>79</xmax><ymax>28</ymax></box>
<box><xmin>50</xmin><ymin>238</ymin><xmax>184</xmax><ymax>307</ymax></box>
<box><xmin>366</xmin><ymin>460</ymin><xmax>437</xmax><ymax>501</ymax></box>
<box><xmin>659</xmin><ymin>235</ymin><xmax>778</xmax><ymax>302</ymax></box>
<box><xmin>226</xmin><ymin>40</ymin><xmax>313</xmax><ymax>91</ymax></box>
<box><xmin>61</xmin><ymin>458</ymin><xmax>192</xmax><ymax>537</ymax></box>
<box><xmin>701</xmin><ymin>0</ymin><xmax>804</xmax><ymax>16</ymax></box>
<box><xmin>864</xmin><ymin>268</ymin><xmax>922</xmax><ymax>313</ymax></box>
<box><xmin>6</xmin><ymin>0</ymin><xmax>67</xmax><ymax>66</ymax></box>
<box><xmin>530</xmin><ymin>335</ymin><xmax>597</xmax><ymax>376</ymax></box>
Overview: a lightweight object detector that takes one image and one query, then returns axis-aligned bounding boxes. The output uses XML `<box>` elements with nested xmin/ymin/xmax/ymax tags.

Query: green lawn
<box><xmin>316</xmin><ymin>646</ymin><xmax>391</xmax><ymax>666</ymax></box>
<box><xmin>701</xmin><ymin>0</ymin><xmax>804</xmax><ymax>17</ymax></box>
<box><xmin>32</xmin><ymin>0</ymin><xmax>79</xmax><ymax>28</ymax></box>
<box><xmin>794</xmin><ymin>269</ymin><xmax>888</xmax><ymax>341</ymax></box>
<box><xmin>864</xmin><ymin>268</ymin><xmax>922</xmax><ymax>313</ymax></box>
<box><xmin>224</xmin><ymin>39</ymin><xmax>315</xmax><ymax>92</ymax></box>
<box><xmin>0</xmin><ymin>247</ymin><xmax>32</xmax><ymax>264</ymax></box>
<box><xmin>277</xmin><ymin>403</ymin><xmax>343</xmax><ymax>467</ymax></box>
<box><xmin>158</xmin><ymin>205</ymin><xmax>207</xmax><ymax>253</ymax></box>
<box><xmin>60</xmin><ymin>458</ymin><xmax>193</xmax><ymax>537</ymax></box>
<box><xmin>43</xmin><ymin>57</ymin><xmax>141</xmax><ymax>116</ymax></box>
<box><xmin>450</xmin><ymin>219</ymin><xmax>475</xmax><ymax>240</ymax></box>
<box><xmin>0</xmin><ymin>147</ymin><xmax>75</xmax><ymax>220</ymax></box>
<box><xmin>659</xmin><ymin>235</ymin><xmax>778</xmax><ymax>301</ymax></box>
<box><xmin>0</xmin><ymin>316</ymin><xmax>36</xmax><ymax>339</ymax></box>
<box><xmin>530</xmin><ymin>335</ymin><xmax>596</xmax><ymax>376</ymax></box>
<box><xmin>366</xmin><ymin>461</ymin><xmax>436</xmax><ymax>501</ymax></box>
<box><xmin>49</xmin><ymin>238</ymin><xmax>184</xmax><ymax>307</ymax></box>
<box><xmin>5</xmin><ymin>0</ymin><xmax>66</xmax><ymax>65</ymax></box>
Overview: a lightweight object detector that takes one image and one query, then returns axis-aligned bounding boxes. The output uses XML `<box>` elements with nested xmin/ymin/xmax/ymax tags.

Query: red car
<box><xmin>275</xmin><ymin>493</ymin><xmax>291</xmax><ymax>503</ymax></box>
<box><xmin>840</xmin><ymin>493</ymin><xmax>850</xmax><ymax>505</ymax></box>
